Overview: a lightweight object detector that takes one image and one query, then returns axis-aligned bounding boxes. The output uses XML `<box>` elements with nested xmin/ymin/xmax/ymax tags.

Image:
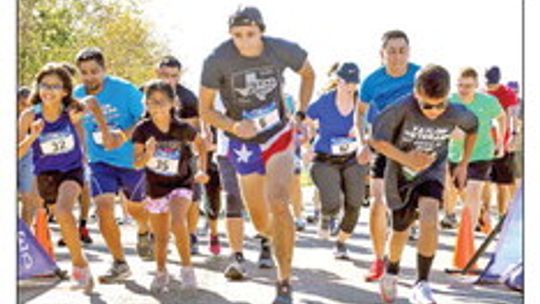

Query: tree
<box><xmin>18</xmin><ymin>0</ymin><xmax>169</xmax><ymax>87</ymax></box>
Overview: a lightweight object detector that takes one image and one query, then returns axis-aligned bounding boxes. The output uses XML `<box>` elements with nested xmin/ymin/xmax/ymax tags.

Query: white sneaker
<box><xmin>181</xmin><ymin>266</ymin><xmax>197</xmax><ymax>290</ymax></box>
<box><xmin>71</xmin><ymin>266</ymin><xmax>94</xmax><ymax>294</ymax></box>
<box><xmin>150</xmin><ymin>270</ymin><xmax>170</xmax><ymax>294</ymax></box>
<box><xmin>409</xmin><ymin>281</ymin><xmax>437</xmax><ymax>304</ymax></box>
<box><xmin>379</xmin><ymin>273</ymin><xmax>398</xmax><ymax>303</ymax></box>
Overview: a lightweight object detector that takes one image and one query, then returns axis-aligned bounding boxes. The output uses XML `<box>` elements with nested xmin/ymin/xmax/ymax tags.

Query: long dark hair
<box><xmin>29</xmin><ymin>62</ymin><xmax>78</xmax><ymax>110</ymax></box>
<box><xmin>144</xmin><ymin>79</ymin><xmax>176</xmax><ymax>118</ymax></box>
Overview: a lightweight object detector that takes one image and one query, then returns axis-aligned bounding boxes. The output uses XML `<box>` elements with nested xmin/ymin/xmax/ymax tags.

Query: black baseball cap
<box><xmin>228</xmin><ymin>6</ymin><xmax>265</xmax><ymax>31</ymax></box>
<box><xmin>336</xmin><ymin>62</ymin><xmax>360</xmax><ymax>84</ymax></box>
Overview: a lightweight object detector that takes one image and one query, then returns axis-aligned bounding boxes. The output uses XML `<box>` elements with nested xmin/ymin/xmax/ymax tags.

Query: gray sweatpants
<box><xmin>310</xmin><ymin>158</ymin><xmax>367</xmax><ymax>234</ymax></box>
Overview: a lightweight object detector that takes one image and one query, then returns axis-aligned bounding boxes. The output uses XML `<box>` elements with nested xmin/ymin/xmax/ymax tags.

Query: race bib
<box><xmin>92</xmin><ymin>128</ymin><xmax>119</xmax><ymax>145</ymax></box>
<box><xmin>147</xmin><ymin>149</ymin><xmax>180</xmax><ymax>176</ymax></box>
<box><xmin>242</xmin><ymin>102</ymin><xmax>281</xmax><ymax>133</ymax></box>
<box><xmin>330</xmin><ymin>137</ymin><xmax>358</xmax><ymax>156</ymax></box>
<box><xmin>39</xmin><ymin>131</ymin><xmax>75</xmax><ymax>156</ymax></box>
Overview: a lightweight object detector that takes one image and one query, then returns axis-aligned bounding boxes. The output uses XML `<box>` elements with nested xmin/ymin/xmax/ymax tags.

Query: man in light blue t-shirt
<box><xmin>74</xmin><ymin>47</ymin><xmax>151</xmax><ymax>283</ymax></box>
<box><xmin>355</xmin><ymin>30</ymin><xmax>421</xmax><ymax>282</ymax></box>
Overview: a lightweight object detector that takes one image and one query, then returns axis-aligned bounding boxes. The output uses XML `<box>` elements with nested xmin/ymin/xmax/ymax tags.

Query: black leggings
<box><xmin>203</xmin><ymin>161</ymin><xmax>222</xmax><ymax>221</ymax></box>
<box><xmin>310</xmin><ymin>157</ymin><xmax>368</xmax><ymax>234</ymax></box>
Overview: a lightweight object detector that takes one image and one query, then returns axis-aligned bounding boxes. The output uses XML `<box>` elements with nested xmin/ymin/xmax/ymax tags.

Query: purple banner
<box><xmin>17</xmin><ymin>218</ymin><xmax>58</xmax><ymax>280</ymax></box>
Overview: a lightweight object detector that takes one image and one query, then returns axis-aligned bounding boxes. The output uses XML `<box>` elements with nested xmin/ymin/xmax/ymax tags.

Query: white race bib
<box><xmin>40</xmin><ymin>131</ymin><xmax>75</xmax><ymax>156</ymax></box>
<box><xmin>92</xmin><ymin>128</ymin><xmax>119</xmax><ymax>145</ymax></box>
<box><xmin>243</xmin><ymin>103</ymin><xmax>281</xmax><ymax>133</ymax></box>
<box><xmin>147</xmin><ymin>149</ymin><xmax>180</xmax><ymax>176</ymax></box>
<box><xmin>330</xmin><ymin>137</ymin><xmax>358</xmax><ymax>156</ymax></box>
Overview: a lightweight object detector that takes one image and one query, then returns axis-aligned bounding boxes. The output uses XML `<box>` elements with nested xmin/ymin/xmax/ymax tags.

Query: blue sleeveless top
<box><xmin>31</xmin><ymin>105</ymin><xmax>83</xmax><ymax>174</ymax></box>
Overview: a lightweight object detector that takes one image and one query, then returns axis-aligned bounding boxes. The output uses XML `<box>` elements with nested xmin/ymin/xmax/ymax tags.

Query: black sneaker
<box><xmin>258</xmin><ymin>238</ymin><xmax>274</xmax><ymax>269</ymax></box>
<box><xmin>190</xmin><ymin>233</ymin><xmax>200</xmax><ymax>255</ymax></box>
<box><xmin>333</xmin><ymin>241</ymin><xmax>349</xmax><ymax>260</ymax></box>
<box><xmin>306</xmin><ymin>210</ymin><xmax>320</xmax><ymax>224</ymax></box>
<box><xmin>98</xmin><ymin>260</ymin><xmax>131</xmax><ymax>284</ymax></box>
<box><xmin>273</xmin><ymin>280</ymin><xmax>293</xmax><ymax>304</ymax></box>
<box><xmin>440</xmin><ymin>213</ymin><xmax>458</xmax><ymax>229</ymax></box>
<box><xmin>224</xmin><ymin>252</ymin><xmax>247</xmax><ymax>281</ymax></box>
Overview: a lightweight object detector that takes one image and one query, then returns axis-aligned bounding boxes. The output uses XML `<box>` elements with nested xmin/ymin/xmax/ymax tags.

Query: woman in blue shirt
<box><xmin>305</xmin><ymin>62</ymin><xmax>368</xmax><ymax>259</ymax></box>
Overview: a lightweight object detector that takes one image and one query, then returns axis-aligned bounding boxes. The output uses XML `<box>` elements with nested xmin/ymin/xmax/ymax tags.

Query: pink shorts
<box><xmin>145</xmin><ymin>188</ymin><xmax>193</xmax><ymax>214</ymax></box>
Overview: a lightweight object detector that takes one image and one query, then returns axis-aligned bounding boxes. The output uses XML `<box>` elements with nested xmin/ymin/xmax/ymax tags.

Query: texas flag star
<box><xmin>234</xmin><ymin>144</ymin><xmax>253</xmax><ymax>163</ymax></box>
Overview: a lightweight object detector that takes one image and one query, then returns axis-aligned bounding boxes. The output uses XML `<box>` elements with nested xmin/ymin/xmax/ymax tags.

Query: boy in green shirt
<box><xmin>442</xmin><ymin>67</ymin><xmax>506</xmax><ymax>230</ymax></box>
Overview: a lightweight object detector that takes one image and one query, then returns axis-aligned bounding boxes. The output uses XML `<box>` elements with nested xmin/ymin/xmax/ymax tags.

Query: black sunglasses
<box><xmin>418</xmin><ymin>100</ymin><xmax>447</xmax><ymax>110</ymax></box>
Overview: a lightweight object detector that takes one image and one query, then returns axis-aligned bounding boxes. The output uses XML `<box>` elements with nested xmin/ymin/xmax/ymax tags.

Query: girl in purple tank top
<box><xmin>17</xmin><ymin>63</ymin><xmax>111</xmax><ymax>294</ymax></box>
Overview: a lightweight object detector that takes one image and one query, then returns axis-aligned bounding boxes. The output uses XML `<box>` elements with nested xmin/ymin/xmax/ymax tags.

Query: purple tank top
<box><xmin>31</xmin><ymin>106</ymin><xmax>83</xmax><ymax>174</ymax></box>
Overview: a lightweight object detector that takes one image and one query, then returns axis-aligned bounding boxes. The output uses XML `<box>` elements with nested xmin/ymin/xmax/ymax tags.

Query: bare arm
<box><xmin>198</xmin><ymin>86</ymin><xmax>236</xmax><ymax>133</ymax></box>
<box><xmin>368</xmin><ymin>139</ymin><xmax>411</xmax><ymax>167</ymax></box>
<box><xmin>193</xmin><ymin>133</ymin><xmax>208</xmax><ymax>173</ymax></box>
<box><xmin>461</xmin><ymin>132</ymin><xmax>477</xmax><ymax>166</ymax></box>
<box><xmin>17</xmin><ymin>110</ymin><xmax>40</xmax><ymax>159</ymax></box>
<box><xmin>296</xmin><ymin>60</ymin><xmax>315</xmax><ymax>112</ymax></box>
<box><xmin>133</xmin><ymin>142</ymin><xmax>152</xmax><ymax>169</ymax></box>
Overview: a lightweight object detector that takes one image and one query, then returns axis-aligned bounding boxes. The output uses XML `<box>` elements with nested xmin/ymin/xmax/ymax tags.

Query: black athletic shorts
<box><xmin>37</xmin><ymin>167</ymin><xmax>84</xmax><ymax>205</ymax></box>
<box><xmin>449</xmin><ymin>160</ymin><xmax>492</xmax><ymax>188</ymax></box>
<box><xmin>490</xmin><ymin>152</ymin><xmax>515</xmax><ymax>184</ymax></box>
<box><xmin>392</xmin><ymin>180</ymin><xmax>444</xmax><ymax>232</ymax></box>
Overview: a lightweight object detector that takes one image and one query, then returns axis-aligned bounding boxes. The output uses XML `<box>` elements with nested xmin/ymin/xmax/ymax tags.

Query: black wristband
<box><xmin>295</xmin><ymin>111</ymin><xmax>306</xmax><ymax>121</ymax></box>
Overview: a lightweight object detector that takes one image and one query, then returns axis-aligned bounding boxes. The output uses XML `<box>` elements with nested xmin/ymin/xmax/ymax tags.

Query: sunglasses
<box><xmin>39</xmin><ymin>83</ymin><xmax>64</xmax><ymax>91</ymax></box>
<box><xmin>418</xmin><ymin>100</ymin><xmax>447</xmax><ymax>111</ymax></box>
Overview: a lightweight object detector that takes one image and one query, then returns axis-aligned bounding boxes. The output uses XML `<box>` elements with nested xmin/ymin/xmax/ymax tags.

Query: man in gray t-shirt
<box><xmin>370</xmin><ymin>65</ymin><xmax>478</xmax><ymax>303</ymax></box>
<box><xmin>199</xmin><ymin>6</ymin><xmax>315</xmax><ymax>303</ymax></box>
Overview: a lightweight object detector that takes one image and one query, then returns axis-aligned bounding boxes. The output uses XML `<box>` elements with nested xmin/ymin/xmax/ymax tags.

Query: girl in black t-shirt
<box><xmin>132</xmin><ymin>80</ymin><xmax>208</xmax><ymax>293</ymax></box>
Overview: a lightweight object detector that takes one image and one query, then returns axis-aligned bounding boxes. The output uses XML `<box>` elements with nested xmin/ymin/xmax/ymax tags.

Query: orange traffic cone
<box><xmin>452</xmin><ymin>205</ymin><xmax>477</xmax><ymax>271</ymax></box>
<box><xmin>34</xmin><ymin>208</ymin><xmax>55</xmax><ymax>261</ymax></box>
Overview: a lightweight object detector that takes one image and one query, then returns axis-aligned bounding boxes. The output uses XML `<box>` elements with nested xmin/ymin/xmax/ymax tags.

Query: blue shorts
<box><xmin>89</xmin><ymin>162</ymin><xmax>146</xmax><ymax>202</ymax></box>
<box><xmin>18</xmin><ymin>152</ymin><xmax>34</xmax><ymax>193</ymax></box>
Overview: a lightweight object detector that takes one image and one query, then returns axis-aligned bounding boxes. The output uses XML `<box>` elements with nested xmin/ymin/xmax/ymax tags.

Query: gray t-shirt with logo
<box><xmin>372</xmin><ymin>94</ymin><xmax>478</xmax><ymax>210</ymax></box>
<box><xmin>201</xmin><ymin>36</ymin><xmax>307</xmax><ymax>143</ymax></box>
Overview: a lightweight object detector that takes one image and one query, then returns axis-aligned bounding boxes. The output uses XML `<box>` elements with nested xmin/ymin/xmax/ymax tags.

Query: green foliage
<box><xmin>18</xmin><ymin>0</ymin><xmax>168</xmax><ymax>87</ymax></box>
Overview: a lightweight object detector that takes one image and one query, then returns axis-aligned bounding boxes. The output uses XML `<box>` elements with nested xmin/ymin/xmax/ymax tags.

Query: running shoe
<box><xmin>98</xmin><ymin>260</ymin><xmax>131</xmax><ymax>284</ymax></box>
<box><xmin>409</xmin><ymin>280</ymin><xmax>437</xmax><ymax>304</ymax></box>
<box><xmin>136</xmin><ymin>232</ymin><xmax>154</xmax><ymax>261</ymax></box>
<box><xmin>365</xmin><ymin>258</ymin><xmax>385</xmax><ymax>282</ymax></box>
<box><xmin>333</xmin><ymin>241</ymin><xmax>349</xmax><ymax>260</ymax></box>
<box><xmin>180</xmin><ymin>266</ymin><xmax>197</xmax><ymax>290</ymax></box>
<box><xmin>224</xmin><ymin>252</ymin><xmax>247</xmax><ymax>280</ymax></box>
<box><xmin>209</xmin><ymin>234</ymin><xmax>221</xmax><ymax>256</ymax></box>
<box><xmin>272</xmin><ymin>280</ymin><xmax>293</xmax><ymax>304</ymax></box>
<box><xmin>440</xmin><ymin>213</ymin><xmax>458</xmax><ymax>229</ymax></box>
<box><xmin>258</xmin><ymin>238</ymin><xmax>274</xmax><ymax>269</ymax></box>
<box><xmin>79</xmin><ymin>226</ymin><xmax>93</xmax><ymax>244</ymax></box>
<box><xmin>295</xmin><ymin>217</ymin><xmax>306</xmax><ymax>232</ymax></box>
<box><xmin>71</xmin><ymin>266</ymin><xmax>94</xmax><ymax>294</ymax></box>
<box><xmin>150</xmin><ymin>270</ymin><xmax>170</xmax><ymax>294</ymax></box>
<box><xmin>379</xmin><ymin>273</ymin><xmax>398</xmax><ymax>303</ymax></box>
<box><xmin>306</xmin><ymin>210</ymin><xmax>320</xmax><ymax>224</ymax></box>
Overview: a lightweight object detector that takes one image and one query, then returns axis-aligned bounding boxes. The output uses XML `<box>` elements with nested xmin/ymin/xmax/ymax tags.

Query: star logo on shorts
<box><xmin>234</xmin><ymin>144</ymin><xmax>253</xmax><ymax>163</ymax></box>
